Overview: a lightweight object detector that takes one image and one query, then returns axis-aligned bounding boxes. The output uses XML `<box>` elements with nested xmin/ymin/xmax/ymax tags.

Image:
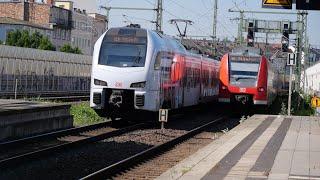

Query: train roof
<box><xmin>231</xmin><ymin>47</ymin><xmax>263</xmax><ymax>57</ymax></box>
<box><xmin>106</xmin><ymin>27</ymin><xmax>148</xmax><ymax>37</ymax></box>
<box><xmin>106</xmin><ymin>26</ymin><xmax>217</xmax><ymax>62</ymax></box>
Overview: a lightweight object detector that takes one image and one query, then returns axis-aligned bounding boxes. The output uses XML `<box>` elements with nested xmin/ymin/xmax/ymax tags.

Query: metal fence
<box><xmin>0</xmin><ymin>45</ymin><xmax>92</xmax><ymax>97</ymax></box>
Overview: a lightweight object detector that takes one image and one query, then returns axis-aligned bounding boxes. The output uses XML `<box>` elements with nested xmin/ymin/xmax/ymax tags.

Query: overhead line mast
<box><xmin>156</xmin><ymin>0</ymin><xmax>163</xmax><ymax>32</ymax></box>
<box><xmin>212</xmin><ymin>0</ymin><xmax>218</xmax><ymax>56</ymax></box>
<box><xmin>101</xmin><ymin>0</ymin><xmax>163</xmax><ymax>33</ymax></box>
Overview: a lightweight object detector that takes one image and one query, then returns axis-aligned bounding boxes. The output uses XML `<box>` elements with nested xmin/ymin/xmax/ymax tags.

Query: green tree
<box><xmin>6</xmin><ymin>29</ymin><xmax>56</xmax><ymax>51</ymax></box>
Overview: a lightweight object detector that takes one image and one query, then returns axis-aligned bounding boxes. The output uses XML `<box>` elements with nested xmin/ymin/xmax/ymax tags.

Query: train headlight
<box><xmin>258</xmin><ymin>87</ymin><xmax>265</xmax><ymax>92</ymax></box>
<box><xmin>130</xmin><ymin>81</ymin><xmax>146</xmax><ymax>88</ymax></box>
<box><xmin>222</xmin><ymin>86</ymin><xmax>227</xmax><ymax>90</ymax></box>
<box><xmin>94</xmin><ymin>79</ymin><xmax>108</xmax><ymax>86</ymax></box>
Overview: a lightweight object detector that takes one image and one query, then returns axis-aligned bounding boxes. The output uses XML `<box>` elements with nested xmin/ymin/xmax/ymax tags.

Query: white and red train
<box><xmin>90</xmin><ymin>26</ymin><xmax>280</xmax><ymax>119</ymax></box>
<box><xmin>90</xmin><ymin>26</ymin><xmax>220</xmax><ymax>119</ymax></box>
<box><xmin>219</xmin><ymin>48</ymin><xmax>278</xmax><ymax>105</ymax></box>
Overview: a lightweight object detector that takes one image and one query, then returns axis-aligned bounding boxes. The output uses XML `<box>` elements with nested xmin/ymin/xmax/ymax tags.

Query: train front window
<box><xmin>98</xmin><ymin>33</ymin><xmax>147</xmax><ymax>68</ymax></box>
<box><xmin>230</xmin><ymin>61</ymin><xmax>260</xmax><ymax>86</ymax></box>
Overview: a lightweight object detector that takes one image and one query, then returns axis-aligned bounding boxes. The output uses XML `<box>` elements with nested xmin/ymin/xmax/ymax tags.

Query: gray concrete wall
<box><xmin>0</xmin><ymin>45</ymin><xmax>92</xmax><ymax>96</ymax></box>
<box><xmin>0</xmin><ymin>102</ymin><xmax>73</xmax><ymax>141</ymax></box>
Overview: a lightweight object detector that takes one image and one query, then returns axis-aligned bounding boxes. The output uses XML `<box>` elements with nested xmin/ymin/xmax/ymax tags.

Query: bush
<box><xmin>70</xmin><ymin>102</ymin><xmax>104</xmax><ymax>126</ymax></box>
<box><xmin>30</xmin><ymin>31</ymin><xmax>42</xmax><ymax>48</ymax></box>
<box><xmin>60</xmin><ymin>44</ymin><xmax>82</xmax><ymax>54</ymax></box>
<box><xmin>280</xmin><ymin>93</ymin><xmax>314</xmax><ymax>116</ymax></box>
<box><xmin>38</xmin><ymin>36</ymin><xmax>56</xmax><ymax>51</ymax></box>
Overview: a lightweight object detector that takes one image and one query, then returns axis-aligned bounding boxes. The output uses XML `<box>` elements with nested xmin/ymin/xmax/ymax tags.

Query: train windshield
<box><xmin>98</xmin><ymin>32</ymin><xmax>147</xmax><ymax>68</ymax></box>
<box><xmin>229</xmin><ymin>56</ymin><xmax>260</xmax><ymax>87</ymax></box>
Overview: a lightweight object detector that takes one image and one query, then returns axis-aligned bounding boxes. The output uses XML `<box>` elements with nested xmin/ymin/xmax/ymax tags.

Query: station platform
<box><xmin>157</xmin><ymin>115</ymin><xmax>320</xmax><ymax>180</ymax></box>
<box><xmin>0</xmin><ymin>99</ymin><xmax>73</xmax><ymax>141</ymax></box>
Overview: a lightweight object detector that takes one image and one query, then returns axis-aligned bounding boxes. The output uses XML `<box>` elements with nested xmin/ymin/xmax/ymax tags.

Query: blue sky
<box><xmin>73</xmin><ymin>0</ymin><xmax>320</xmax><ymax>46</ymax></box>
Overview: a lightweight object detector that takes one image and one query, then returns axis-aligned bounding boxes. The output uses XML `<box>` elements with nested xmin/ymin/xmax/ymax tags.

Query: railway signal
<box><xmin>247</xmin><ymin>22</ymin><xmax>255</xmax><ymax>47</ymax></box>
<box><xmin>282</xmin><ymin>23</ymin><xmax>290</xmax><ymax>52</ymax></box>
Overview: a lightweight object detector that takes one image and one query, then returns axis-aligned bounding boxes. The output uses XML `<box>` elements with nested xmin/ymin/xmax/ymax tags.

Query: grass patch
<box><xmin>70</xmin><ymin>102</ymin><xmax>105</xmax><ymax>127</ymax></box>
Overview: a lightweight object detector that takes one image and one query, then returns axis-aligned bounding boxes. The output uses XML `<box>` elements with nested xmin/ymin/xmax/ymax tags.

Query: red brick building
<box><xmin>0</xmin><ymin>0</ymin><xmax>72</xmax><ymax>50</ymax></box>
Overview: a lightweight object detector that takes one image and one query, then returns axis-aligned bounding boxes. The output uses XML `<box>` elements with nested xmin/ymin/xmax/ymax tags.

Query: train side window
<box><xmin>154</xmin><ymin>52</ymin><xmax>162</xmax><ymax>70</ymax></box>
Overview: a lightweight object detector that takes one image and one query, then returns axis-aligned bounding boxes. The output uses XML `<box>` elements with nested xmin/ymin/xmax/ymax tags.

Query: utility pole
<box><xmin>156</xmin><ymin>0</ymin><xmax>163</xmax><ymax>32</ymax></box>
<box><xmin>212</xmin><ymin>0</ymin><xmax>218</xmax><ymax>56</ymax></box>
<box><xmin>239</xmin><ymin>11</ymin><xmax>244</xmax><ymax>45</ymax></box>
<box><xmin>103</xmin><ymin>0</ymin><xmax>110</xmax><ymax>30</ymax></box>
<box><xmin>288</xmin><ymin>65</ymin><xmax>293</xmax><ymax>116</ymax></box>
<box><xmin>296</xmin><ymin>10</ymin><xmax>308</xmax><ymax>92</ymax></box>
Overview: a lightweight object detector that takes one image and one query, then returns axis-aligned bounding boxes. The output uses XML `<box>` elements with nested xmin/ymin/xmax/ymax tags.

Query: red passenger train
<box><xmin>219</xmin><ymin>47</ymin><xmax>278</xmax><ymax>105</ymax></box>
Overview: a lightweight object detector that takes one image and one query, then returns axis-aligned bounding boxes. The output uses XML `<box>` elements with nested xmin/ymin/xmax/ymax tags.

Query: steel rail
<box><xmin>0</xmin><ymin>121</ymin><xmax>113</xmax><ymax>148</ymax></box>
<box><xmin>80</xmin><ymin>116</ymin><xmax>225</xmax><ymax>180</ymax></box>
<box><xmin>0</xmin><ymin>123</ymin><xmax>148</xmax><ymax>168</ymax></box>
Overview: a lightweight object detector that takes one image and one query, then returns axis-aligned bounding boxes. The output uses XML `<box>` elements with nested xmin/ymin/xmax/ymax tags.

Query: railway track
<box><xmin>40</xmin><ymin>95</ymin><xmax>90</xmax><ymax>102</ymax></box>
<box><xmin>0</xmin><ymin>121</ymin><xmax>147</xmax><ymax>168</ymax></box>
<box><xmin>0</xmin><ymin>105</ymin><xmax>238</xmax><ymax>179</ymax></box>
<box><xmin>1</xmin><ymin>92</ymin><xmax>90</xmax><ymax>102</ymax></box>
<box><xmin>81</xmin><ymin>116</ymin><xmax>226</xmax><ymax>179</ymax></box>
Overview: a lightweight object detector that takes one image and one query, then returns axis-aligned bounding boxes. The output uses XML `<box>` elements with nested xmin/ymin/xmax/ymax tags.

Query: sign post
<box><xmin>287</xmin><ymin>53</ymin><xmax>296</xmax><ymax>116</ymax></box>
<box><xmin>159</xmin><ymin>109</ymin><xmax>168</xmax><ymax>130</ymax></box>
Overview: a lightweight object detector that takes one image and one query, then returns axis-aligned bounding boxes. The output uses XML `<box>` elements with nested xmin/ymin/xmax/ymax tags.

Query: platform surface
<box><xmin>157</xmin><ymin>115</ymin><xmax>320</xmax><ymax>180</ymax></box>
<box><xmin>0</xmin><ymin>99</ymin><xmax>66</xmax><ymax>114</ymax></box>
<box><xmin>0</xmin><ymin>99</ymin><xmax>72</xmax><ymax>141</ymax></box>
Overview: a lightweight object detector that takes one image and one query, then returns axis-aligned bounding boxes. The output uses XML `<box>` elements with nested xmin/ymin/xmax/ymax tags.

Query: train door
<box><xmin>171</xmin><ymin>54</ymin><xmax>185</xmax><ymax>109</ymax></box>
<box><xmin>183</xmin><ymin>59</ymin><xmax>201</xmax><ymax>107</ymax></box>
<box><xmin>159</xmin><ymin>51</ymin><xmax>172</xmax><ymax>109</ymax></box>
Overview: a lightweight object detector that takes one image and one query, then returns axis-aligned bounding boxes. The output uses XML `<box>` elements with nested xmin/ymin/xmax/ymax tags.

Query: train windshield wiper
<box><xmin>133</xmin><ymin>49</ymin><xmax>142</xmax><ymax>65</ymax></box>
<box><xmin>235</xmin><ymin>77</ymin><xmax>255</xmax><ymax>81</ymax></box>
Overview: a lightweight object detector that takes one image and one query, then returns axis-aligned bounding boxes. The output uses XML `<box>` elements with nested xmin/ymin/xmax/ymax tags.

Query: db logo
<box><xmin>239</xmin><ymin>88</ymin><xmax>246</xmax><ymax>93</ymax></box>
<box><xmin>115</xmin><ymin>82</ymin><xmax>123</xmax><ymax>87</ymax></box>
